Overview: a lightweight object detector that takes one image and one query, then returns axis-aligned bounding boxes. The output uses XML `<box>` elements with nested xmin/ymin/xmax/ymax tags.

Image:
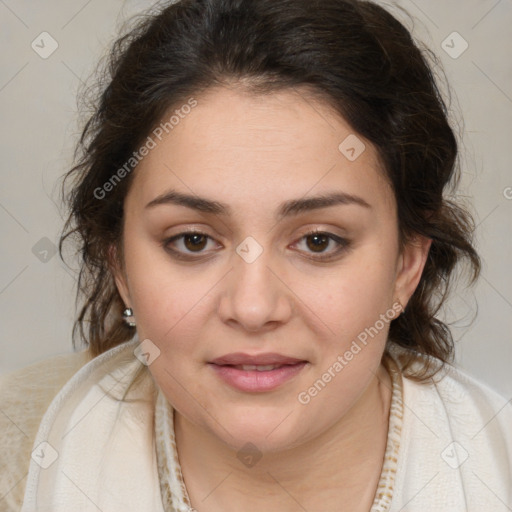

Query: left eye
<box><xmin>293</xmin><ymin>231</ymin><xmax>348</xmax><ymax>258</ymax></box>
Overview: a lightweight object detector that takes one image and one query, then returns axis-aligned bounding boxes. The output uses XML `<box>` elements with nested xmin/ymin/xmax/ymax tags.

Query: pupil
<box><xmin>307</xmin><ymin>233</ymin><xmax>328</xmax><ymax>252</ymax></box>
<box><xmin>185</xmin><ymin>234</ymin><xmax>207</xmax><ymax>251</ymax></box>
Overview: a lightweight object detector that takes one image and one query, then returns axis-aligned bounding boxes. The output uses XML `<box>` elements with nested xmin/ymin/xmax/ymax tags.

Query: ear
<box><xmin>393</xmin><ymin>235</ymin><xmax>432</xmax><ymax>308</ymax></box>
<box><xmin>108</xmin><ymin>244</ymin><xmax>132</xmax><ymax>307</ymax></box>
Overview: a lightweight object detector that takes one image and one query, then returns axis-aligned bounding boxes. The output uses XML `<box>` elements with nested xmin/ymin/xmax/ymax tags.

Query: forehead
<box><xmin>127</xmin><ymin>85</ymin><xmax>393</xmax><ymax>214</ymax></box>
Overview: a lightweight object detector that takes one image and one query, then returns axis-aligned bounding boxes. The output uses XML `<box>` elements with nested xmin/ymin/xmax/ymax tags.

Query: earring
<box><xmin>123</xmin><ymin>307</ymin><xmax>136</xmax><ymax>327</ymax></box>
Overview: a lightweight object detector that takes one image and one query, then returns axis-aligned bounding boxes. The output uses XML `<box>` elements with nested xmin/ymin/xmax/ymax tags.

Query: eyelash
<box><xmin>162</xmin><ymin>229</ymin><xmax>350</xmax><ymax>262</ymax></box>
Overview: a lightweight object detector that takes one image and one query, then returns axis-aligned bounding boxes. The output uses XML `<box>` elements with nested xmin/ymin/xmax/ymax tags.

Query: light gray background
<box><xmin>0</xmin><ymin>0</ymin><xmax>511</xmax><ymax>396</ymax></box>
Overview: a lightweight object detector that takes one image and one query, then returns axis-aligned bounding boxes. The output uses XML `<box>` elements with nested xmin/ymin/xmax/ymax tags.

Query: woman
<box><xmin>1</xmin><ymin>0</ymin><xmax>511</xmax><ymax>510</ymax></box>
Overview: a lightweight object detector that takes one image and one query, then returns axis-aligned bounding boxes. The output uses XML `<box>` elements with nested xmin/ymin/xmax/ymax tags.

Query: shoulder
<box><xmin>0</xmin><ymin>350</ymin><xmax>93</xmax><ymax>511</ymax></box>
<box><xmin>389</xmin><ymin>345</ymin><xmax>511</xmax><ymax>430</ymax></box>
<box><xmin>404</xmin><ymin>359</ymin><xmax>512</xmax><ymax>438</ymax></box>
<box><xmin>390</xmin><ymin>349</ymin><xmax>512</xmax><ymax>510</ymax></box>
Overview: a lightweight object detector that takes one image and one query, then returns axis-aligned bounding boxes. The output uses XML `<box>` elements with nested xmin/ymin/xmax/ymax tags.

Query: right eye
<box><xmin>162</xmin><ymin>231</ymin><xmax>221</xmax><ymax>259</ymax></box>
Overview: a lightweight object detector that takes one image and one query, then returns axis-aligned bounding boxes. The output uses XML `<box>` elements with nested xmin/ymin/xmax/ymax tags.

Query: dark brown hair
<box><xmin>60</xmin><ymin>0</ymin><xmax>480</xmax><ymax>380</ymax></box>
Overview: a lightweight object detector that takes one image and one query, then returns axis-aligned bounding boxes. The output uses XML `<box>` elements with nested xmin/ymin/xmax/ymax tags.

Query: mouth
<box><xmin>225</xmin><ymin>363</ymin><xmax>297</xmax><ymax>371</ymax></box>
<box><xmin>207</xmin><ymin>353</ymin><xmax>308</xmax><ymax>392</ymax></box>
<box><xmin>209</xmin><ymin>352</ymin><xmax>307</xmax><ymax>366</ymax></box>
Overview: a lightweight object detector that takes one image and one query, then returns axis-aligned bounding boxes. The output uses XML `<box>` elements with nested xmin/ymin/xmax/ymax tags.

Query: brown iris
<box><xmin>184</xmin><ymin>233</ymin><xmax>208</xmax><ymax>252</ymax></box>
<box><xmin>305</xmin><ymin>233</ymin><xmax>329</xmax><ymax>253</ymax></box>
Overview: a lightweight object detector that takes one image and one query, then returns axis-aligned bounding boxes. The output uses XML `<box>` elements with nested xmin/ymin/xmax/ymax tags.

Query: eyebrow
<box><xmin>145</xmin><ymin>189</ymin><xmax>371</xmax><ymax>219</ymax></box>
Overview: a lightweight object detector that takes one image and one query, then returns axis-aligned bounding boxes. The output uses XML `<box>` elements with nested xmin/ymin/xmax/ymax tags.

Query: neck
<box><xmin>174</xmin><ymin>362</ymin><xmax>392</xmax><ymax>512</ymax></box>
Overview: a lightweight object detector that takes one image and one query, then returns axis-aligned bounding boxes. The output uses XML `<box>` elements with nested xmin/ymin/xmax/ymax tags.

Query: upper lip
<box><xmin>209</xmin><ymin>352</ymin><xmax>307</xmax><ymax>366</ymax></box>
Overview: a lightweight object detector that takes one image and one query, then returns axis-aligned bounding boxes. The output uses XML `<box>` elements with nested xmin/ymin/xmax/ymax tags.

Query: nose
<box><xmin>217</xmin><ymin>243</ymin><xmax>293</xmax><ymax>333</ymax></box>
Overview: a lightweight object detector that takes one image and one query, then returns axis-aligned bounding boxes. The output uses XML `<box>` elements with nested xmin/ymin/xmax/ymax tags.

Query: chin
<box><xmin>206</xmin><ymin>405</ymin><xmax>307</xmax><ymax>453</ymax></box>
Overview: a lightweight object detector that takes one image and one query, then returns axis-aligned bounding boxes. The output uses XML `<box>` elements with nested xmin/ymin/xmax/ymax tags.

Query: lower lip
<box><xmin>209</xmin><ymin>362</ymin><xmax>308</xmax><ymax>392</ymax></box>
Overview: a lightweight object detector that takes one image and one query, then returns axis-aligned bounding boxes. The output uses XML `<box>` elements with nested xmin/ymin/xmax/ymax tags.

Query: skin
<box><xmin>113</xmin><ymin>84</ymin><xmax>431</xmax><ymax>512</ymax></box>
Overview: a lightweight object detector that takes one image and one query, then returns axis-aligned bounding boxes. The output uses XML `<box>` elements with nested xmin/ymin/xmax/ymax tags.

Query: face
<box><xmin>113</xmin><ymin>85</ymin><xmax>430</xmax><ymax>453</ymax></box>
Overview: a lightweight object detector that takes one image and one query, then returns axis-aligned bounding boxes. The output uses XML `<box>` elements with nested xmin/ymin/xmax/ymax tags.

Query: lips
<box><xmin>208</xmin><ymin>352</ymin><xmax>308</xmax><ymax>392</ymax></box>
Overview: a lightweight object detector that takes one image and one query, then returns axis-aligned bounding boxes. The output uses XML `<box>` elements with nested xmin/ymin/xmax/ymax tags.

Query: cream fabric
<box><xmin>0</xmin><ymin>339</ymin><xmax>511</xmax><ymax>511</ymax></box>
<box><xmin>0</xmin><ymin>349</ymin><xmax>92</xmax><ymax>511</ymax></box>
<box><xmin>390</xmin><ymin>357</ymin><xmax>512</xmax><ymax>511</ymax></box>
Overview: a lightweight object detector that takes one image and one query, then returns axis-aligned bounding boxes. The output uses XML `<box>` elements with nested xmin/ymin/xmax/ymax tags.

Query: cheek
<box><xmin>307</xmin><ymin>248</ymin><xmax>397</xmax><ymax>342</ymax></box>
<box><xmin>122</xmin><ymin>233</ymin><xmax>209</xmax><ymax>349</ymax></box>
<box><xmin>293</xmin><ymin>255</ymin><xmax>396</xmax><ymax>420</ymax></box>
